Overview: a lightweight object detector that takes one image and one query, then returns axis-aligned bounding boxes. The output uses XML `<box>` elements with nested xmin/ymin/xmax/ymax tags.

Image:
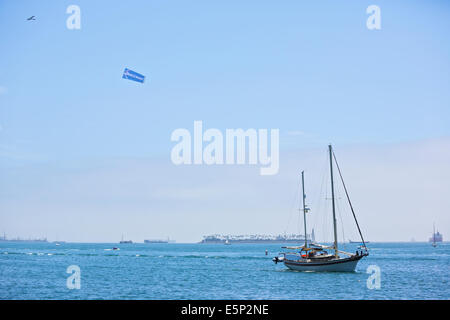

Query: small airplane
<box><xmin>27</xmin><ymin>16</ymin><xmax>36</xmax><ymax>21</ymax></box>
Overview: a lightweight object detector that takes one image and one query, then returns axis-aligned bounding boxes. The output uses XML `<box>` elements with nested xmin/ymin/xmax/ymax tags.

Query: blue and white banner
<box><xmin>122</xmin><ymin>68</ymin><xmax>145</xmax><ymax>83</ymax></box>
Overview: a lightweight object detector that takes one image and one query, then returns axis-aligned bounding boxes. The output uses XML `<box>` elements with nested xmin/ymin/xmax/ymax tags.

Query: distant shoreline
<box><xmin>1</xmin><ymin>240</ymin><xmax>447</xmax><ymax>244</ymax></box>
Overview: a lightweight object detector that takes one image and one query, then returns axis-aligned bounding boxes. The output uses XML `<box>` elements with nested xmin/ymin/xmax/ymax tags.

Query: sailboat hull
<box><xmin>284</xmin><ymin>255</ymin><xmax>363</xmax><ymax>272</ymax></box>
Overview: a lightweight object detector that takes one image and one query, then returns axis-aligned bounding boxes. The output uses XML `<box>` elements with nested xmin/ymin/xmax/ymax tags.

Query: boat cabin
<box><xmin>281</xmin><ymin>245</ymin><xmax>334</xmax><ymax>262</ymax></box>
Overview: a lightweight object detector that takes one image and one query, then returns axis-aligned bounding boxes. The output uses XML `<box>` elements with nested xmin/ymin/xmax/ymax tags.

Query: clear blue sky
<box><xmin>0</xmin><ymin>1</ymin><xmax>449</xmax><ymax>242</ymax></box>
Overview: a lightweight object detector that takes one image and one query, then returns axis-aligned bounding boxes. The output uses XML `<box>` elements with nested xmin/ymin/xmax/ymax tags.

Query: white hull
<box><xmin>284</xmin><ymin>256</ymin><xmax>362</xmax><ymax>272</ymax></box>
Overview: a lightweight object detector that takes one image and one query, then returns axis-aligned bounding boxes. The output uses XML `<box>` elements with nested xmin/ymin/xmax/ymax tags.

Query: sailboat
<box><xmin>273</xmin><ymin>145</ymin><xmax>369</xmax><ymax>272</ymax></box>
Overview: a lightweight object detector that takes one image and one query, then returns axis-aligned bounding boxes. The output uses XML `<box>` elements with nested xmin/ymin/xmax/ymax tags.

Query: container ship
<box><xmin>144</xmin><ymin>238</ymin><xmax>175</xmax><ymax>244</ymax></box>
<box><xmin>0</xmin><ymin>234</ymin><xmax>47</xmax><ymax>242</ymax></box>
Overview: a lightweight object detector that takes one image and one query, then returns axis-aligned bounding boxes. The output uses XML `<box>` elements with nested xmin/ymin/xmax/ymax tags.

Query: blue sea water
<box><xmin>0</xmin><ymin>242</ymin><xmax>448</xmax><ymax>300</ymax></box>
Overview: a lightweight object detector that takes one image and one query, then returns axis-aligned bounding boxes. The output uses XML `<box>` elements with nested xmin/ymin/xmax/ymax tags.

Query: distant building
<box><xmin>200</xmin><ymin>234</ymin><xmax>311</xmax><ymax>244</ymax></box>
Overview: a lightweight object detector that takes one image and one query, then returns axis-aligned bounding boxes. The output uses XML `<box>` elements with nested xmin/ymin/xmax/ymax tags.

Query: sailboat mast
<box><xmin>329</xmin><ymin>145</ymin><xmax>339</xmax><ymax>258</ymax></box>
<box><xmin>301</xmin><ymin>171</ymin><xmax>307</xmax><ymax>248</ymax></box>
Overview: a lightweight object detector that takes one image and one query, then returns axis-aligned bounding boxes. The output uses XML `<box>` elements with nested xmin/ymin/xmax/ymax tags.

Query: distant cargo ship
<box><xmin>144</xmin><ymin>239</ymin><xmax>167</xmax><ymax>243</ymax></box>
<box><xmin>144</xmin><ymin>238</ymin><xmax>175</xmax><ymax>244</ymax></box>
<box><xmin>200</xmin><ymin>234</ymin><xmax>311</xmax><ymax>244</ymax></box>
<box><xmin>0</xmin><ymin>234</ymin><xmax>47</xmax><ymax>242</ymax></box>
<box><xmin>349</xmin><ymin>240</ymin><xmax>370</xmax><ymax>244</ymax></box>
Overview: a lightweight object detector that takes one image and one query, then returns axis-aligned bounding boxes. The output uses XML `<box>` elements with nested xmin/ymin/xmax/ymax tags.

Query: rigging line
<box><xmin>322</xmin><ymin>167</ymin><xmax>330</xmax><ymax>244</ymax></box>
<box><xmin>335</xmin><ymin>186</ymin><xmax>346</xmax><ymax>251</ymax></box>
<box><xmin>332</xmin><ymin>150</ymin><xmax>368</xmax><ymax>251</ymax></box>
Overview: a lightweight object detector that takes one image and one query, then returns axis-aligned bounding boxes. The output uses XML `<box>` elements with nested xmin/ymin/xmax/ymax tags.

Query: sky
<box><xmin>0</xmin><ymin>0</ymin><xmax>449</xmax><ymax>242</ymax></box>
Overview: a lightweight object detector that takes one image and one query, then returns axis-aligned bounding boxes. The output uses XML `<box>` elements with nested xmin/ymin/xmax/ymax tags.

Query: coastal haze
<box><xmin>1</xmin><ymin>138</ymin><xmax>449</xmax><ymax>244</ymax></box>
<box><xmin>1</xmin><ymin>1</ymin><xmax>450</xmax><ymax>244</ymax></box>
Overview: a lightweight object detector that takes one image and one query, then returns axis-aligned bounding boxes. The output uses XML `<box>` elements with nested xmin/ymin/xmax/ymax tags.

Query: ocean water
<box><xmin>0</xmin><ymin>242</ymin><xmax>448</xmax><ymax>300</ymax></box>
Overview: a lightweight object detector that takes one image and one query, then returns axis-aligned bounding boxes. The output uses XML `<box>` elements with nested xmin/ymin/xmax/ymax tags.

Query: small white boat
<box><xmin>224</xmin><ymin>239</ymin><xmax>231</xmax><ymax>245</ymax></box>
